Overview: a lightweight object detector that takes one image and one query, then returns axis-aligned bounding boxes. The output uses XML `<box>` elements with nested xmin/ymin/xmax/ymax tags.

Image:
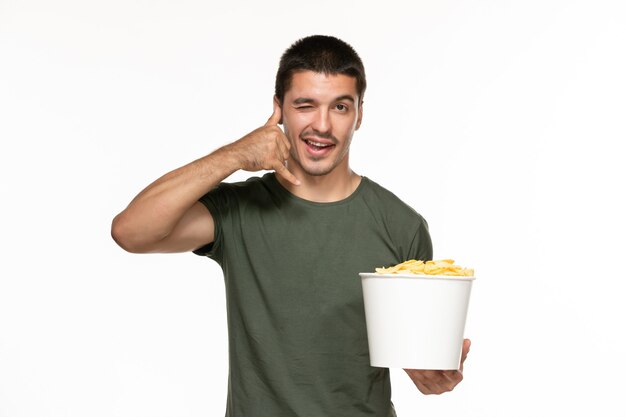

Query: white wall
<box><xmin>1</xmin><ymin>0</ymin><xmax>625</xmax><ymax>416</ymax></box>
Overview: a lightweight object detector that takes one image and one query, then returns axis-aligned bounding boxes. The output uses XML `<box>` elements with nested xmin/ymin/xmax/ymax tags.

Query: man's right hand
<box><xmin>225</xmin><ymin>102</ymin><xmax>300</xmax><ymax>186</ymax></box>
<box><xmin>112</xmin><ymin>101</ymin><xmax>300</xmax><ymax>254</ymax></box>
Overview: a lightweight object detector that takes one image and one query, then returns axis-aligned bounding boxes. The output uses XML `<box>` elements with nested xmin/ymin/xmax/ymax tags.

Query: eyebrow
<box><xmin>292</xmin><ymin>95</ymin><xmax>356</xmax><ymax>105</ymax></box>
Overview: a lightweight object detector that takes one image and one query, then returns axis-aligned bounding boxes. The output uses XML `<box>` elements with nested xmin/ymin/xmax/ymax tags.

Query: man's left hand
<box><xmin>403</xmin><ymin>338</ymin><xmax>471</xmax><ymax>395</ymax></box>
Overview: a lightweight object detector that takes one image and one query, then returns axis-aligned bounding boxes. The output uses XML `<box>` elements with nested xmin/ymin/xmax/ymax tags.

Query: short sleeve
<box><xmin>192</xmin><ymin>182</ymin><xmax>236</xmax><ymax>263</ymax></box>
<box><xmin>407</xmin><ymin>215</ymin><xmax>433</xmax><ymax>262</ymax></box>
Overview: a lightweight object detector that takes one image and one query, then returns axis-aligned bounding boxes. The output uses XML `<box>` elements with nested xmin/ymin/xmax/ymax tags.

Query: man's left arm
<box><xmin>404</xmin><ymin>339</ymin><xmax>471</xmax><ymax>395</ymax></box>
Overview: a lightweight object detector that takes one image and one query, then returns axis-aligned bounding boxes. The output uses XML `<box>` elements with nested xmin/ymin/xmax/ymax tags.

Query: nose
<box><xmin>311</xmin><ymin>107</ymin><xmax>332</xmax><ymax>134</ymax></box>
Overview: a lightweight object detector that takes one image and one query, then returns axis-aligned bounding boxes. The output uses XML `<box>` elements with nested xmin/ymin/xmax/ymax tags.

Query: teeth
<box><xmin>306</xmin><ymin>139</ymin><xmax>331</xmax><ymax>147</ymax></box>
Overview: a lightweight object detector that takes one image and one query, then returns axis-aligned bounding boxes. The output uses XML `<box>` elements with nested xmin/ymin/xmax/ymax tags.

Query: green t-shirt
<box><xmin>194</xmin><ymin>173</ymin><xmax>433</xmax><ymax>417</ymax></box>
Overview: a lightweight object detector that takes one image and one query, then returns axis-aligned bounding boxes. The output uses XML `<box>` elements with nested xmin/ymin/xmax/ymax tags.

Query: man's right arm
<box><xmin>111</xmin><ymin>103</ymin><xmax>298</xmax><ymax>254</ymax></box>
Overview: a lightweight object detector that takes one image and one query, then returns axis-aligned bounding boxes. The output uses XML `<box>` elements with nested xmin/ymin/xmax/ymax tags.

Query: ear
<box><xmin>355</xmin><ymin>100</ymin><xmax>364</xmax><ymax>130</ymax></box>
<box><xmin>273</xmin><ymin>96</ymin><xmax>283</xmax><ymax>125</ymax></box>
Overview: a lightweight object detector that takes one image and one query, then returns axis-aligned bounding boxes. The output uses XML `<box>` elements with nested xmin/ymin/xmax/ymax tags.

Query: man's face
<box><xmin>279</xmin><ymin>70</ymin><xmax>363</xmax><ymax>177</ymax></box>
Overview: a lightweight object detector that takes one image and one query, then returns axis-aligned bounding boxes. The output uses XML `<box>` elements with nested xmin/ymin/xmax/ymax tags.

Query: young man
<box><xmin>112</xmin><ymin>35</ymin><xmax>470</xmax><ymax>416</ymax></box>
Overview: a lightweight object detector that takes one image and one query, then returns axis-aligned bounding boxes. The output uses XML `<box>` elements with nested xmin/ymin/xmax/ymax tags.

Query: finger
<box><xmin>266</xmin><ymin>101</ymin><xmax>282</xmax><ymax>126</ymax></box>
<box><xmin>276</xmin><ymin>136</ymin><xmax>290</xmax><ymax>161</ymax></box>
<box><xmin>272</xmin><ymin>160</ymin><xmax>300</xmax><ymax>186</ymax></box>
<box><xmin>404</xmin><ymin>369</ymin><xmax>438</xmax><ymax>395</ymax></box>
<box><xmin>412</xmin><ymin>378</ymin><xmax>432</xmax><ymax>395</ymax></box>
<box><xmin>442</xmin><ymin>369</ymin><xmax>464</xmax><ymax>387</ymax></box>
<box><xmin>422</xmin><ymin>370</ymin><xmax>459</xmax><ymax>394</ymax></box>
<box><xmin>459</xmin><ymin>338</ymin><xmax>471</xmax><ymax>372</ymax></box>
<box><xmin>442</xmin><ymin>369</ymin><xmax>462</xmax><ymax>380</ymax></box>
<box><xmin>403</xmin><ymin>369</ymin><xmax>429</xmax><ymax>394</ymax></box>
<box><xmin>463</xmin><ymin>338</ymin><xmax>471</xmax><ymax>356</ymax></box>
<box><xmin>423</xmin><ymin>370</ymin><xmax>450</xmax><ymax>387</ymax></box>
<box><xmin>279</xmin><ymin>131</ymin><xmax>291</xmax><ymax>151</ymax></box>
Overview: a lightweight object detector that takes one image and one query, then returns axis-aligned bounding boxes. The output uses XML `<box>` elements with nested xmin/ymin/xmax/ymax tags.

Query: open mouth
<box><xmin>302</xmin><ymin>138</ymin><xmax>336</xmax><ymax>155</ymax></box>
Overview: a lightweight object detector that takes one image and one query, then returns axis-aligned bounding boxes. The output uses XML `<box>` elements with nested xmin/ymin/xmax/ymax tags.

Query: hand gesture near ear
<box><xmin>112</xmin><ymin>101</ymin><xmax>300</xmax><ymax>254</ymax></box>
<box><xmin>225</xmin><ymin>102</ymin><xmax>300</xmax><ymax>185</ymax></box>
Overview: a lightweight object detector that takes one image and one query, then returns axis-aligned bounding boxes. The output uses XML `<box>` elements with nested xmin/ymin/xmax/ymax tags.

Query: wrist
<box><xmin>217</xmin><ymin>142</ymin><xmax>247</xmax><ymax>170</ymax></box>
<box><xmin>190</xmin><ymin>145</ymin><xmax>241</xmax><ymax>183</ymax></box>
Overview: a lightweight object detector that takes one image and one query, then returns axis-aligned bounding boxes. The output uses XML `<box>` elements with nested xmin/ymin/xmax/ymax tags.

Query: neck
<box><xmin>276</xmin><ymin>157</ymin><xmax>361</xmax><ymax>203</ymax></box>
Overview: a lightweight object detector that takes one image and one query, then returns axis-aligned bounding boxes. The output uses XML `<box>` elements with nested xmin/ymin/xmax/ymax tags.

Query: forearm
<box><xmin>112</xmin><ymin>103</ymin><xmax>294</xmax><ymax>253</ymax></box>
<box><xmin>111</xmin><ymin>145</ymin><xmax>241</xmax><ymax>252</ymax></box>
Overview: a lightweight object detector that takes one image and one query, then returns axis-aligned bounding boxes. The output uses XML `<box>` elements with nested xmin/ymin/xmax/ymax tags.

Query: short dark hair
<box><xmin>275</xmin><ymin>35</ymin><xmax>366</xmax><ymax>105</ymax></box>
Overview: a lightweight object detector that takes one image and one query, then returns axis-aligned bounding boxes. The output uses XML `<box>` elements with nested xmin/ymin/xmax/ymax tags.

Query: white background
<box><xmin>1</xmin><ymin>0</ymin><xmax>625</xmax><ymax>416</ymax></box>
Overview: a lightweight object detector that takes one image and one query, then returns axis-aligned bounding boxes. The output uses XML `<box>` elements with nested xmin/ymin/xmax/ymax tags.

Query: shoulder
<box><xmin>198</xmin><ymin>173</ymin><xmax>280</xmax><ymax>219</ymax></box>
<box><xmin>358</xmin><ymin>176</ymin><xmax>433</xmax><ymax>261</ymax></box>
<box><xmin>213</xmin><ymin>174</ymin><xmax>268</xmax><ymax>191</ymax></box>
<box><xmin>203</xmin><ymin>173</ymin><xmax>273</xmax><ymax>200</ymax></box>
<box><xmin>359</xmin><ymin>176</ymin><xmax>428</xmax><ymax>226</ymax></box>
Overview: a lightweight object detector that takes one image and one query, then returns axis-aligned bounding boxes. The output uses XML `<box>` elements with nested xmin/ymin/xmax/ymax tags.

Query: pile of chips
<box><xmin>375</xmin><ymin>259</ymin><xmax>474</xmax><ymax>277</ymax></box>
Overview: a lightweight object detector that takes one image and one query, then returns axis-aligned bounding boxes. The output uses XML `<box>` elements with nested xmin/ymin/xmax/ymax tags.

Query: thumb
<box><xmin>266</xmin><ymin>100</ymin><xmax>282</xmax><ymax>126</ymax></box>
<box><xmin>459</xmin><ymin>338</ymin><xmax>471</xmax><ymax>371</ymax></box>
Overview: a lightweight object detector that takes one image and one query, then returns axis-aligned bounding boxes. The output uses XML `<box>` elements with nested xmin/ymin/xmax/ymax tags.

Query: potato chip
<box><xmin>375</xmin><ymin>259</ymin><xmax>474</xmax><ymax>276</ymax></box>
